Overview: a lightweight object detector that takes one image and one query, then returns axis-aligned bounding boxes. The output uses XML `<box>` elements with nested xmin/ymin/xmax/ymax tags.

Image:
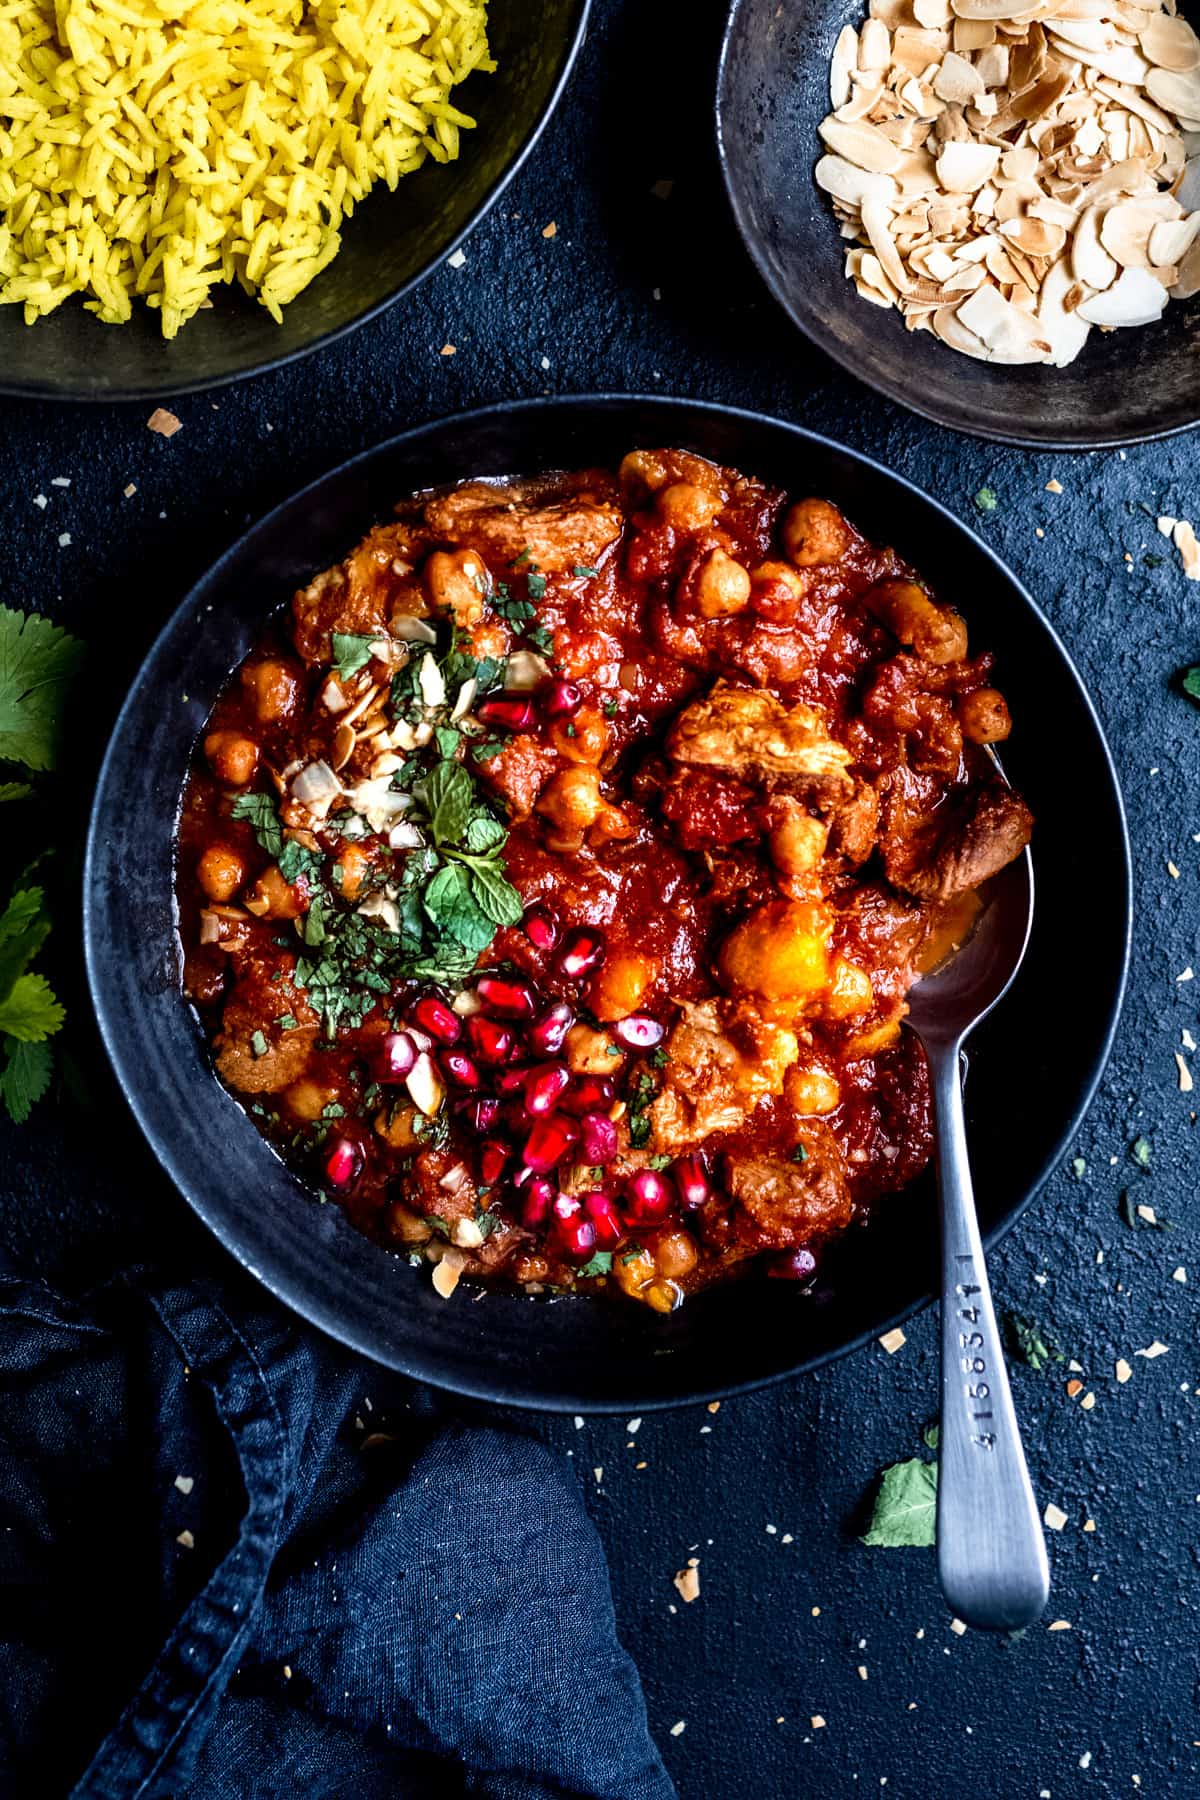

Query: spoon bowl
<box><xmin>906</xmin><ymin>850</ymin><xmax>1035</xmax><ymax>1051</ymax></box>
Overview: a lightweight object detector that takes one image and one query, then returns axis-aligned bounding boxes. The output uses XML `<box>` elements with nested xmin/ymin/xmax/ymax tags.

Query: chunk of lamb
<box><xmin>292</xmin><ymin>523</ymin><xmax>424</xmax><ymax>665</ymax></box>
<box><xmin>666</xmin><ymin>681</ymin><xmax>853</xmax><ymax>790</ymax></box>
<box><xmin>883</xmin><ymin>776</ymin><xmax>1032</xmax><ymax>902</ymax></box>
<box><xmin>422</xmin><ymin>476</ymin><xmax>624</xmax><ymax>575</ymax></box>
<box><xmin>214</xmin><ymin>968</ymin><xmax>319</xmax><ymax>1095</ymax></box>
<box><xmin>725</xmin><ymin>1127</ymin><xmax>852</xmax><ymax>1248</ymax></box>
<box><xmin>649</xmin><ymin>999</ymin><xmax>799</xmax><ymax>1154</ymax></box>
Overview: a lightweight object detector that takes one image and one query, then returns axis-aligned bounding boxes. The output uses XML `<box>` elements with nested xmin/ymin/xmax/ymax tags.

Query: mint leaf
<box><xmin>425</xmin><ymin>760</ymin><xmax>473</xmax><ymax>848</ymax></box>
<box><xmin>974</xmin><ymin>487</ymin><xmax>998</xmax><ymax>514</ymax></box>
<box><xmin>331</xmin><ymin>632</ymin><xmax>378</xmax><ymax>679</ymax></box>
<box><xmin>1003</xmin><ymin>1312</ymin><xmax>1062</xmax><ymax>1371</ymax></box>
<box><xmin>467</xmin><ymin>860</ymin><xmax>523</xmax><ymax>928</ymax></box>
<box><xmin>278</xmin><ymin>838</ymin><xmax>320</xmax><ymax>885</ymax></box>
<box><xmin>435</xmin><ymin>726</ymin><xmax>461</xmax><ymax>759</ymax></box>
<box><xmin>0</xmin><ymin>604</ymin><xmax>84</xmax><ymax>773</ymax></box>
<box><xmin>231</xmin><ymin>792</ymin><xmax>284</xmax><ymax>859</ymax></box>
<box><xmin>0</xmin><ymin>972</ymin><xmax>65</xmax><ymax>1042</ymax></box>
<box><xmin>465</xmin><ymin>814</ymin><xmax>507</xmax><ymax>854</ymax></box>
<box><xmin>861</xmin><ymin>1458</ymin><xmax>937</xmax><ymax>1548</ymax></box>
<box><xmin>422</xmin><ymin>863</ymin><xmax>494</xmax><ymax>952</ymax></box>
<box><xmin>0</xmin><ymin>1038</ymin><xmax>53</xmax><ymax>1123</ymax></box>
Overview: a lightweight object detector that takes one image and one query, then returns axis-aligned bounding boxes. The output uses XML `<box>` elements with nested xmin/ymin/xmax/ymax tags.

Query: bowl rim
<box><xmin>0</xmin><ymin>0</ymin><xmax>591</xmax><ymax>406</ymax></box>
<box><xmin>83</xmin><ymin>392</ymin><xmax>1132</xmax><ymax>1410</ymax></box>
<box><xmin>714</xmin><ymin>0</ymin><xmax>1200</xmax><ymax>453</ymax></box>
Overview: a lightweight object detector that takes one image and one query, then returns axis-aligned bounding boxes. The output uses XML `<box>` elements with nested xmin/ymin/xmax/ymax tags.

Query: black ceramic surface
<box><xmin>717</xmin><ymin>0</ymin><xmax>1200</xmax><ymax>450</ymax></box>
<box><xmin>0</xmin><ymin>0</ymin><xmax>588</xmax><ymax>403</ymax></box>
<box><xmin>83</xmin><ymin>394</ymin><xmax>1131</xmax><ymax>1411</ymax></box>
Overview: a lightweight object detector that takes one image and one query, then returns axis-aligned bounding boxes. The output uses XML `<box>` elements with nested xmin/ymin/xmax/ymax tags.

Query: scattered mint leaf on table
<box><xmin>974</xmin><ymin>487</ymin><xmax>999</xmax><ymax>514</ymax></box>
<box><xmin>0</xmin><ymin>604</ymin><xmax>84</xmax><ymax>773</ymax></box>
<box><xmin>922</xmin><ymin>1423</ymin><xmax>939</xmax><ymax>1452</ymax></box>
<box><xmin>1130</xmin><ymin>1135</ymin><xmax>1152</xmax><ymax>1169</ymax></box>
<box><xmin>861</xmin><ymin>1457</ymin><xmax>938</xmax><ymax>1548</ymax></box>
<box><xmin>1004</xmin><ymin>1312</ymin><xmax>1062</xmax><ymax>1371</ymax></box>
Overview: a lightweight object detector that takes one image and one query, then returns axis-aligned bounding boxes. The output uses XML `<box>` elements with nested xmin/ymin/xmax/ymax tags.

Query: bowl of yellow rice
<box><xmin>0</xmin><ymin>0</ymin><xmax>589</xmax><ymax>397</ymax></box>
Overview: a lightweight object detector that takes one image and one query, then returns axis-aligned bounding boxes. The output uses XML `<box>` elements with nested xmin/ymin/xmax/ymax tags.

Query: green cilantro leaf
<box><xmin>331</xmin><ymin>632</ymin><xmax>378</xmax><ymax>679</ymax></box>
<box><xmin>578</xmin><ymin>1250</ymin><xmax>613</xmax><ymax>1278</ymax></box>
<box><xmin>0</xmin><ymin>604</ymin><xmax>84</xmax><ymax>774</ymax></box>
<box><xmin>0</xmin><ymin>1038</ymin><xmax>53</xmax><ymax>1124</ymax></box>
<box><xmin>861</xmin><ymin>1458</ymin><xmax>937</xmax><ymax>1548</ymax></box>
<box><xmin>425</xmin><ymin>760</ymin><xmax>474</xmax><ymax>848</ymax></box>
<box><xmin>0</xmin><ymin>888</ymin><xmax>50</xmax><ymax>1002</ymax></box>
<box><xmin>0</xmin><ymin>972</ymin><xmax>65</xmax><ymax>1042</ymax></box>
<box><xmin>974</xmin><ymin>487</ymin><xmax>999</xmax><ymax>514</ymax></box>
<box><xmin>231</xmin><ymin>792</ymin><xmax>284</xmax><ymax>860</ymax></box>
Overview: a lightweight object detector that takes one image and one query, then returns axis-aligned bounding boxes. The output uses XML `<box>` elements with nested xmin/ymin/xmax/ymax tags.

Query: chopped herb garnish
<box><xmin>250</xmin><ymin>1029</ymin><xmax>269</xmax><ymax>1059</ymax></box>
<box><xmin>791</xmin><ymin>1144</ymin><xmax>809</xmax><ymax>1163</ymax></box>
<box><xmin>526</xmin><ymin>624</ymin><xmax>555</xmax><ymax>656</ymax></box>
<box><xmin>1182</xmin><ymin>666</ymin><xmax>1200</xmax><ymax>706</ymax></box>
<box><xmin>330</xmin><ymin>632</ymin><xmax>378</xmax><ymax>679</ymax></box>
<box><xmin>527</xmin><ymin>572</ymin><xmax>547</xmax><ymax>601</ymax></box>
<box><xmin>1130</xmin><ymin>1135</ymin><xmax>1152</xmax><ymax>1169</ymax></box>
<box><xmin>578</xmin><ymin>1250</ymin><xmax>613</xmax><ymax>1278</ymax></box>
<box><xmin>511</xmin><ymin>548</ymin><xmax>533</xmax><ymax>567</ymax></box>
<box><xmin>231</xmin><ymin>791</ymin><xmax>284</xmax><ymax>860</ymax></box>
<box><xmin>572</xmin><ymin>565</ymin><xmax>598</xmax><ymax>579</ymax></box>
<box><xmin>974</xmin><ymin>487</ymin><xmax>999</xmax><ymax>513</ymax></box>
<box><xmin>603</xmin><ymin>699</ymin><xmax>618</xmax><ymax>718</ymax></box>
<box><xmin>648</xmin><ymin>1153</ymin><xmax>672</xmax><ymax>1170</ymax></box>
<box><xmin>620</xmin><ymin>1244</ymin><xmax>646</xmax><ymax>1265</ymax></box>
<box><xmin>278</xmin><ymin>837</ymin><xmax>321</xmax><ymax>885</ymax></box>
<box><xmin>424</xmin><ymin>1214</ymin><xmax>451</xmax><ymax>1239</ymax></box>
<box><xmin>650</xmin><ymin>1047</ymin><xmax>670</xmax><ymax>1068</ymax></box>
<box><xmin>1003</xmin><ymin>1312</ymin><xmax>1062</xmax><ymax>1372</ymax></box>
<box><xmin>278</xmin><ymin>1014</ymin><xmax>298</xmax><ymax>1031</ymax></box>
<box><xmin>472</xmin><ymin>740</ymin><xmax>506</xmax><ymax>762</ymax></box>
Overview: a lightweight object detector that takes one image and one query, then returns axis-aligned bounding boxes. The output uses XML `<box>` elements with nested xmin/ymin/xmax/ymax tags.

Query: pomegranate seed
<box><xmin>523</xmin><ymin>905</ymin><xmax>559</xmax><ymax>951</ymax></box>
<box><xmin>542</xmin><ymin>678</ymin><xmax>582</xmax><ymax>718</ymax></box>
<box><xmin>524</xmin><ymin>1060</ymin><xmax>571</xmax><ymax>1117</ymax></box>
<box><xmin>612</xmin><ymin>1013</ymin><xmax>665</xmax><ymax>1050</ymax></box>
<box><xmin>522</xmin><ymin>1113</ymin><xmax>579</xmax><ymax>1172</ymax></box>
<box><xmin>477</xmin><ymin>696</ymin><xmax>535</xmax><ymax>731</ymax></box>
<box><xmin>551</xmin><ymin>1193</ymin><xmax>596</xmax><ymax>1262</ymax></box>
<box><xmin>466</xmin><ymin>1014</ymin><xmax>515</xmax><ymax>1065</ymax></box>
<box><xmin>461</xmin><ymin>1096</ymin><xmax>501</xmax><ymax>1133</ymax></box>
<box><xmin>411</xmin><ymin>995</ymin><xmax>461</xmax><ymax>1045</ymax></box>
<box><xmin>479</xmin><ymin>1139</ymin><xmax>509</xmax><ymax>1186</ymax></box>
<box><xmin>521</xmin><ymin>1177</ymin><xmax>555</xmax><ymax>1229</ymax></box>
<box><xmin>323</xmin><ymin>1138</ymin><xmax>361</xmax><ymax>1189</ymax></box>
<box><xmin>583</xmin><ymin>1189</ymin><xmax>623</xmax><ymax>1249</ymax></box>
<box><xmin>579</xmin><ymin>1112</ymin><xmax>618</xmax><ymax>1165</ymax></box>
<box><xmin>528</xmin><ymin>1001</ymin><xmax>574</xmax><ymax>1056</ymax></box>
<box><xmin>767</xmin><ymin>1247</ymin><xmax>818</xmax><ymax>1281</ymax></box>
<box><xmin>495</xmin><ymin>1062</ymin><xmax>534</xmax><ymax>1095</ymax></box>
<box><xmin>560</xmin><ymin>1075</ymin><xmax>616</xmax><ymax>1117</ymax></box>
<box><xmin>441</xmin><ymin>1050</ymin><xmax>482</xmax><ymax>1089</ymax></box>
<box><xmin>375</xmin><ymin>1031</ymin><xmax>417</xmax><ymax>1083</ymax></box>
<box><xmin>620</xmin><ymin>1168</ymin><xmax>675</xmax><ymax>1227</ymax></box>
<box><xmin>556</xmin><ymin>926</ymin><xmax>606</xmax><ymax>980</ymax></box>
<box><xmin>477</xmin><ymin>974</ymin><xmax>537</xmax><ymax>1019</ymax></box>
<box><xmin>673</xmin><ymin>1152</ymin><xmax>711</xmax><ymax>1211</ymax></box>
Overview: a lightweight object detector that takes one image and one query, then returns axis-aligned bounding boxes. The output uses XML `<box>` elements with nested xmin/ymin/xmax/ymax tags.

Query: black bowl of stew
<box><xmin>716</xmin><ymin>0</ymin><xmax>1200</xmax><ymax>450</ymax></box>
<box><xmin>83</xmin><ymin>396</ymin><xmax>1131</xmax><ymax>1410</ymax></box>
<box><xmin>0</xmin><ymin>0</ymin><xmax>589</xmax><ymax>403</ymax></box>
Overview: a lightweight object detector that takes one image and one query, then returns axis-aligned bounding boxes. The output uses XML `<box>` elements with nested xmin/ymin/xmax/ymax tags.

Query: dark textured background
<box><xmin>3</xmin><ymin>1</ymin><xmax>1199</xmax><ymax>1794</ymax></box>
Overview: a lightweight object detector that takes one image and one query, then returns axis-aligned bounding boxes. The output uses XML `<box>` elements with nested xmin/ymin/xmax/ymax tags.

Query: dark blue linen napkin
<box><xmin>0</xmin><ymin>1268</ymin><xmax>675</xmax><ymax>1800</ymax></box>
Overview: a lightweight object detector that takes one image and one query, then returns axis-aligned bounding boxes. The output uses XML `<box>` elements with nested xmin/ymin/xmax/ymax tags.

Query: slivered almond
<box><xmin>832</xmin><ymin>25</ymin><xmax>859</xmax><ymax>107</ymax></box>
<box><xmin>1148</xmin><ymin>212</ymin><xmax>1200</xmax><ymax>264</ymax></box>
<box><xmin>936</xmin><ymin>140</ymin><xmax>1001</xmax><ymax>189</ymax></box>
<box><xmin>1100</xmin><ymin>197</ymin><xmax>1164</xmax><ymax>264</ymax></box>
<box><xmin>819</xmin><ymin>116</ymin><xmax>906</xmax><ymax>172</ymax></box>
<box><xmin>859</xmin><ymin>17</ymin><xmax>892</xmax><ymax>70</ymax></box>
<box><xmin>1075</xmin><ymin>263</ymin><xmax>1168</xmax><ymax>322</ymax></box>
<box><xmin>1146</xmin><ymin>66</ymin><xmax>1200</xmax><ymax>120</ymax></box>
<box><xmin>935</xmin><ymin>51</ymin><xmax>986</xmax><ymax>101</ymax></box>
<box><xmin>816</xmin><ymin>154</ymin><xmax>898</xmax><ymax>206</ymax></box>
<box><xmin>1140</xmin><ymin>16</ymin><xmax>1200</xmax><ymax>74</ymax></box>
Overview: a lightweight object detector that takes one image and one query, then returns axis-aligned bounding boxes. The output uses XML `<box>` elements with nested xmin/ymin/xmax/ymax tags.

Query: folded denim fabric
<box><xmin>0</xmin><ymin>1271</ymin><xmax>674</xmax><ymax>1800</ymax></box>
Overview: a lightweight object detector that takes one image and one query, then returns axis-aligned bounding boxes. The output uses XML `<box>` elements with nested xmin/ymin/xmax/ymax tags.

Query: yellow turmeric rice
<box><xmin>0</xmin><ymin>0</ymin><xmax>493</xmax><ymax>336</ymax></box>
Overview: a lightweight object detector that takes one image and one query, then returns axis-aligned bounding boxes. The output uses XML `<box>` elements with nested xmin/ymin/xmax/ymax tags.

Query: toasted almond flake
<box><xmin>1158</xmin><ymin>513</ymin><xmax>1179</xmax><ymax>535</ymax></box>
<box><xmin>1147</xmin><ymin>67</ymin><xmax>1200</xmax><ymax>118</ymax></box>
<box><xmin>1044</xmin><ymin>1502</ymin><xmax>1069</xmax><ymax>1530</ymax></box>
<box><xmin>820</xmin><ymin>115</ymin><xmax>906</xmax><ymax>173</ymax></box>
<box><xmin>879</xmin><ymin>1327</ymin><xmax>907</xmax><ymax>1353</ymax></box>
<box><xmin>1176</xmin><ymin>1054</ymin><xmax>1195</xmax><ymax>1093</ymax></box>
<box><xmin>670</xmin><ymin>1721</ymin><xmax>686</xmax><ymax>1737</ymax></box>
<box><xmin>1081</xmin><ymin>1391</ymin><xmax>1096</xmax><ymax>1410</ymax></box>
<box><xmin>936</xmin><ymin>140</ymin><xmax>1001</xmax><ymax>191</ymax></box>
<box><xmin>1140</xmin><ymin>16</ymin><xmax>1200</xmax><ymax>74</ymax></box>
<box><xmin>1048</xmin><ymin>1619</ymin><xmax>1072</xmax><ymax>1631</ymax></box>
<box><xmin>1066</xmin><ymin>1377</ymin><xmax>1084</xmax><ymax>1396</ymax></box>
<box><xmin>440</xmin><ymin>343</ymin><xmax>456</xmax><ymax>356</ymax></box>
<box><xmin>148</xmin><ymin>407</ymin><xmax>181</xmax><ymax>436</ymax></box>
<box><xmin>1083</xmin><ymin>1518</ymin><xmax>1096</xmax><ymax>1532</ymax></box>
<box><xmin>176</xmin><ymin>1529</ymin><xmax>195</xmax><ymax>1548</ymax></box>
<box><xmin>949</xmin><ymin>1618</ymin><xmax>967</xmax><ymax>1635</ymax></box>
<box><xmin>1100</xmin><ymin>198</ymin><xmax>1164</xmax><ymax>265</ymax></box>
<box><xmin>817</xmin><ymin>154</ymin><xmax>898</xmax><ymax>207</ymax></box>
<box><xmin>174</xmin><ymin>1474</ymin><xmax>194</xmax><ymax>1495</ymax></box>
<box><xmin>857</xmin><ymin>1664</ymin><xmax>869</xmax><ymax>1679</ymax></box>
<box><xmin>1046</xmin><ymin>478</ymin><xmax>1064</xmax><ymax>492</ymax></box>
<box><xmin>1076</xmin><ymin>264</ymin><xmax>1168</xmax><ymax>323</ymax></box>
<box><xmin>673</xmin><ymin>1564</ymin><xmax>701</xmax><ymax>1603</ymax></box>
<box><xmin>860</xmin><ymin>18</ymin><xmax>892</xmax><ymax>70</ymax></box>
<box><xmin>432</xmin><ymin>1247</ymin><xmax>466</xmax><ymax>1299</ymax></box>
<box><xmin>832</xmin><ymin>27</ymin><xmax>859</xmax><ymax>107</ymax></box>
<box><xmin>1134</xmin><ymin>1340</ymin><xmax>1169</xmax><ymax>1358</ymax></box>
<box><xmin>811</xmin><ymin>1715</ymin><xmax>827</xmax><ymax>1729</ymax></box>
<box><xmin>542</xmin><ymin>220</ymin><xmax>557</xmax><ymax>238</ymax></box>
<box><xmin>406</xmin><ymin>1053</ymin><xmax>444</xmax><ymax>1118</ymax></box>
<box><xmin>1073</xmin><ymin>205</ymin><xmax>1120</xmax><ymax>288</ymax></box>
<box><xmin>123</xmin><ymin>481</ymin><xmax>137</xmax><ymax>498</ymax></box>
<box><xmin>1172</xmin><ymin>517</ymin><xmax>1200</xmax><ymax>578</ymax></box>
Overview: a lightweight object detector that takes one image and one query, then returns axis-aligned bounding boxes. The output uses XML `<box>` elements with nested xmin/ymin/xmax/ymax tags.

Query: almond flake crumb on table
<box><xmin>878</xmin><ymin>1327</ymin><xmax>906</xmax><ymax>1353</ymax></box>
<box><xmin>147</xmin><ymin>408</ymin><xmax>182</xmax><ymax>437</ymax></box>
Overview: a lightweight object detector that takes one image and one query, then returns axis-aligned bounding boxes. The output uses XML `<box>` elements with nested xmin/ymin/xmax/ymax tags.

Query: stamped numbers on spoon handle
<box><xmin>928</xmin><ymin>1037</ymin><xmax>1050</xmax><ymax>1633</ymax></box>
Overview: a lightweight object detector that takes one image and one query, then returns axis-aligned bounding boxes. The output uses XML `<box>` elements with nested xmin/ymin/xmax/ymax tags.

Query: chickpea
<box><xmin>513</xmin><ymin>1252</ymin><xmax>550</xmax><ymax>1284</ymax></box>
<box><xmin>587</xmin><ymin>805</ymin><xmax>636</xmax><ymax>849</ymax></box>
<box><xmin>425</xmin><ymin>548</ymin><xmax>488</xmax><ymax>628</ymax></box>
<box><xmin>643</xmin><ymin>1279</ymin><xmax>682</xmax><ymax>1314</ymax></box>
<box><xmin>566</xmin><ymin>1023</ymin><xmax>624</xmax><ymax>1076</ymax></box>
<box><xmin>204</xmin><ymin>729</ymin><xmax>259</xmax><ymax>787</ymax></box>
<box><xmin>550</xmin><ymin>706</ymin><xmax>610</xmax><ymax>766</ymax></box>
<box><xmin>197</xmin><ymin>844</ymin><xmax>246</xmax><ymax>903</ymax></box>
<box><xmin>694</xmin><ymin>548</ymin><xmax>752</xmax><ymax>618</ymax></box>
<box><xmin>588</xmin><ymin>950</ymin><xmax>658</xmax><ymax>1023</ymax></box>
<box><xmin>651</xmin><ymin>1228</ymin><xmax>699</xmax><ymax>1281</ymax></box>
<box><xmin>824</xmin><ymin>957</ymin><xmax>874</xmax><ymax>1019</ymax></box>
<box><xmin>536</xmin><ymin>766</ymin><xmax>604</xmax><ymax>832</ymax></box>
<box><xmin>785</xmin><ymin>1065</ymin><xmax>841</xmax><ymax>1115</ymax></box>
<box><xmin>242</xmin><ymin>658</ymin><xmax>301</xmax><ymax>724</ymax></box>
<box><xmin>613</xmin><ymin>1244</ymin><xmax>655</xmax><ymax>1300</ymax></box>
<box><xmin>958</xmin><ymin>687</ymin><xmax>1011</xmax><ymax>744</ymax></box>
<box><xmin>843</xmin><ymin>1014</ymin><xmax>902</xmax><ymax>1057</ymax></box>
<box><xmin>286</xmin><ymin>1078</ymin><xmax>337</xmax><ymax>1122</ymax></box>
<box><xmin>387</xmin><ymin>1202</ymin><xmax>432</xmax><ymax>1244</ymax></box>
<box><xmin>782</xmin><ymin>497</ymin><xmax>853</xmax><ymax>568</ymax></box>
<box><xmin>248</xmin><ymin>865</ymin><xmax>303</xmax><ymax>920</ymax></box>
<box><xmin>657</xmin><ymin>482</ymin><xmax>722</xmax><ymax>533</ymax></box>
<box><xmin>749</xmin><ymin>560</ymin><xmax>807</xmax><ymax>622</ymax></box>
<box><xmin>620</xmin><ymin>450</ymin><xmax>722</xmax><ymax>504</ymax></box>
<box><xmin>375</xmin><ymin>1103</ymin><xmax>423</xmax><ymax>1152</ymax></box>
<box><xmin>866</xmin><ymin>580</ymin><xmax>968</xmax><ymax>665</ymax></box>
<box><xmin>336</xmin><ymin>841</ymin><xmax>371</xmax><ymax>901</ymax></box>
<box><xmin>719</xmin><ymin>899</ymin><xmax>831</xmax><ymax>1003</ymax></box>
<box><xmin>764</xmin><ymin>800</ymin><xmax>828</xmax><ymax>882</ymax></box>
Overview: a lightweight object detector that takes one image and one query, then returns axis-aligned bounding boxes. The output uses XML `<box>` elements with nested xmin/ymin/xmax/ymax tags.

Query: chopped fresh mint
<box><xmin>861</xmin><ymin>1457</ymin><xmax>938</xmax><ymax>1548</ymax></box>
<box><xmin>330</xmin><ymin>632</ymin><xmax>377</xmax><ymax>679</ymax></box>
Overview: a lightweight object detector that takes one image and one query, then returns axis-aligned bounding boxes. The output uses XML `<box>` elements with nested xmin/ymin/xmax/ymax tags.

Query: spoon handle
<box><xmin>927</xmin><ymin>1037</ymin><xmax>1049</xmax><ymax>1632</ymax></box>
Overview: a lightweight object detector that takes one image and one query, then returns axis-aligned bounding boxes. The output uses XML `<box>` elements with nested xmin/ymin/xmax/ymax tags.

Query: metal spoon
<box><xmin>904</xmin><ymin>843</ymin><xmax>1050</xmax><ymax>1631</ymax></box>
